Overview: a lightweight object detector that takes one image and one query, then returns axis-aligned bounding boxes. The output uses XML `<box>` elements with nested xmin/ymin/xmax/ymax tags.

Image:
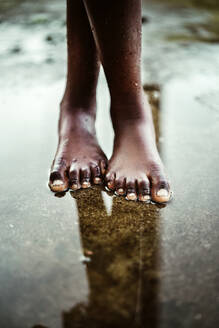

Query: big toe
<box><xmin>49</xmin><ymin>163</ymin><xmax>69</xmax><ymax>192</ymax></box>
<box><xmin>150</xmin><ymin>171</ymin><xmax>171</xmax><ymax>203</ymax></box>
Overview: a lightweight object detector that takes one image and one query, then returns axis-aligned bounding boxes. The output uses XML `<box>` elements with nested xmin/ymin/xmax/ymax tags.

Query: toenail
<box><xmin>94</xmin><ymin>177</ymin><xmax>102</xmax><ymax>184</ymax></box>
<box><xmin>126</xmin><ymin>193</ymin><xmax>137</xmax><ymax>201</ymax></box>
<box><xmin>139</xmin><ymin>194</ymin><xmax>150</xmax><ymax>202</ymax></box>
<box><xmin>157</xmin><ymin>189</ymin><xmax>169</xmax><ymax>197</ymax></box>
<box><xmin>117</xmin><ymin>188</ymin><xmax>124</xmax><ymax>195</ymax></box>
<box><xmin>71</xmin><ymin>183</ymin><xmax>79</xmax><ymax>190</ymax></box>
<box><xmin>52</xmin><ymin>179</ymin><xmax>63</xmax><ymax>186</ymax></box>
<box><xmin>82</xmin><ymin>181</ymin><xmax>91</xmax><ymax>188</ymax></box>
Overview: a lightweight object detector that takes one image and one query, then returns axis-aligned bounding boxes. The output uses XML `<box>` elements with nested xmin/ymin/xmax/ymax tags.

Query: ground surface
<box><xmin>0</xmin><ymin>1</ymin><xmax>219</xmax><ymax>327</ymax></box>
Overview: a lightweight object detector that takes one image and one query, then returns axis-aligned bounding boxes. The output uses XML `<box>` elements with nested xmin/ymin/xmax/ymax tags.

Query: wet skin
<box><xmin>49</xmin><ymin>0</ymin><xmax>171</xmax><ymax>203</ymax></box>
<box><xmin>107</xmin><ymin>93</ymin><xmax>170</xmax><ymax>203</ymax></box>
<box><xmin>49</xmin><ymin>0</ymin><xmax>107</xmax><ymax>192</ymax></box>
<box><xmin>49</xmin><ymin>107</ymin><xmax>107</xmax><ymax>192</ymax></box>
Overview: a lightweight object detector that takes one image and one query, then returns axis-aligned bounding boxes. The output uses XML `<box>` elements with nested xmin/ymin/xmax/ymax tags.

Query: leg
<box><xmin>84</xmin><ymin>0</ymin><xmax>171</xmax><ymax>203</ymax></box>
<box><xmin>49</xmin><ymin>0</ymin><xmax>107</xmax><ymax>192</ymax></box>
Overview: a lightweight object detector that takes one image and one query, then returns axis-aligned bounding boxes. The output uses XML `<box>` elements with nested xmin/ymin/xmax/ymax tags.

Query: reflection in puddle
<box><xmin>144</xmin><ymin>83</ymin><xmax>161</xmax><ymax>147</ymax></box>
<box><xmin>32</xmin><ymin>185</ymin><xmax>163</xmax><ymax>327</ymax></box>
<box><xmin>63</xmin><ymin>188</ymin><xmax>162</xmax><ymax>328</ymax></box>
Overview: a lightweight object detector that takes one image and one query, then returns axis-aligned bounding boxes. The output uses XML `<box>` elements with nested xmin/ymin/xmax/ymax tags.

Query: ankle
<box><xmin>60</xmin><ymin>91</ymin><xmax>97</xmax><ymax>118</ymax></box>
<box><xmin>110</xmin><ymin>91</ymin><xmax>151</xmax><ymax>129</ymax></box>
<box><xmin>58</xmin><ymin>104</ymin><xmax>96</xmax><ymax>138</ymax></box>
<box><xmin>61</xmin><ymin>80</ymin><xmax>97</xmax><ymax>107</ymax></box>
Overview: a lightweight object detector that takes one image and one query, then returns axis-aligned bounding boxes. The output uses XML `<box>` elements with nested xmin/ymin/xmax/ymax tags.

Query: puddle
<box><xmin>0</xmin><ymin>1</ymin><xmax>219</xmax><ymax>327</ymax></box>
<box><xmin>155</xmin><ymin>0</ymin><xmax>219</xmax><ymax>43</ymax></box>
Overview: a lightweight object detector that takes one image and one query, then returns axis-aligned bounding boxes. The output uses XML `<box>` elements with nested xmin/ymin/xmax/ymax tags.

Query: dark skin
<box><xmin>49</xmin><ymin>0</ymin><xmax>107</xmax><ymax>191</ymax></box>
<box><xmin>49</xmin><ymin>0</ymin><xmax>171</xmax><ymax>203</ymax></box>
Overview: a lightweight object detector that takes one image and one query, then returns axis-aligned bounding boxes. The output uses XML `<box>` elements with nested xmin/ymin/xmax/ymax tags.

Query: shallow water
<box><xmin>0</xmin><ymin>1</ymin><xmax>219</xmax><ymax>327</ymax></box>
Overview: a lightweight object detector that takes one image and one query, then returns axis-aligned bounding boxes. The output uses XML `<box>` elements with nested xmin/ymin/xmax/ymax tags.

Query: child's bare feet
<box><xmin>48</xmin><ymin>0</ymin><xmax>107</xmax><ymax>193</ymax></box>
<box><xmin>49</xmin><ymin>103</ymin><xmax>107</xmax><ymax>192</ymax></box>
<box><xmin>49</xmin><ymin>0</ymin><xmax>171</xmax><ymax>202</ymax></box>
<box><xmin>106</xmin><ymin>93</ymin><xmax>171</xmax><ymax>203</ymax></box>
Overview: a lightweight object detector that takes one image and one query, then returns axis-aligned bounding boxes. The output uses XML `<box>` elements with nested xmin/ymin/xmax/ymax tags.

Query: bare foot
<box><xmin>48</xmin><ymin>0</ymin><xmax>109</xmax><ymax>192</ymax></box>
<box><xmin>49</xmin><ymin>103</ymin><xmax>107</xmax><ymax>192</ymax></box>
<box><xmin>105</xmin><ymin>93</ymin><xmax>171</xmax><ymax>204</ymax></box>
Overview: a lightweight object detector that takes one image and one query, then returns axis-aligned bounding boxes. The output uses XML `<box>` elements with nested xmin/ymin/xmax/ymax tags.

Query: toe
<box><xmin>125</xmin><ymin>179</ymin><xmax>137</xmax><ymax>201</ymax></box>
<box><xmin>150</xmin><ymin>169</ymin><xmax>171</xmax><ymax>203</ymax></box>
<box><xmin>138</xmin><ymin>178</ymin><xmax>151</xmax><ymax>202</ymax></box>
<box><xmin>69</xmin><ymin>165</ymin><xmax>80</xmax><ymax>190</ymax></box>
<box><xmin>115</xmin><ymin>177</ymin><xmax>126</xmax><ymax>196</ymax></box>
<box><xmin>91</xmin><ymin>164</ymin><xmax>102</xmax><ymax>185</ymax></box>
<box><xmin>105</xmin><ymin>171</ymin><xmax>116</xmax><ymax>190</ymax></box>
<box><xmin>49</xmin><ymin>159</ymin><xmax>68</xmax><ymax>192</ymax></box>
<box><xmin>80</xmin><ymin>167</ymin><xmax>91</xmax><ymax>189</ymax></box>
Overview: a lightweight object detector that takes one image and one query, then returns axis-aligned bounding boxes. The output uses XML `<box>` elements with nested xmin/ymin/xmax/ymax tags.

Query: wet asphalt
<box><xmin>0</xmin><ymin>1</ymin><xmax>219</xmax><ymax>327</ymax></box>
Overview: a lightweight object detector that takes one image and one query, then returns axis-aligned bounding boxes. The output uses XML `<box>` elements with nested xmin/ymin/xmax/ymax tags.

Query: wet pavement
<box><xmin>0</xmin><ymin>1</ymin><xmax>219</xmax><ymax>327</ymax></box>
